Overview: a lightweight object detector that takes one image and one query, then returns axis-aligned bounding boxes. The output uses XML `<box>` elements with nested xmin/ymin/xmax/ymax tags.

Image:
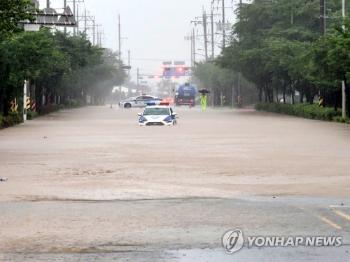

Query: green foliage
<box><xmin>0</xmin><ymin>28</ymin><xmax>126</xmax><ymax>119</ymax></box>
<box><xmin>333</xmin><ymin>116</ymin><xmax>350</xmax><ymax>123</ymax></box>
<box><xmin>310</xmin><ymin>19</ymin><xmax>350</xmax><ymax>87</ymax></box>
<box><xmin>38</xmin><ymin>105</ymin><xmax>60</xmax><ymax>115</ymax></box>
<box><xmin>0</xmin><ymin>0</ymin><xmax>35</xmax><ymax>39</ymax></box>
<box><xmin>0</xmin><ymin>1</ymin><xmax>126</xmax><ymax>121</ymax></box>
<box><xmin>0</xmin><ymin>113</ymin><xmax>3</xmax><ymax>128</ymax></box>
<box><xmin>193</xmin><ymin>62</ymin><xmax>258</xmax><ymax>106</ymax></box>
<box><xmin>216</xmin><ymin>0</ymin><xmax>350</xmax><ymax>116</ymax></box>
<box><xmin>64</xmin><ymin>99</ymin><xmax>81</xmax><ymax>108</ymax></box>
<box><xmin>27</xmin><ymin>110</ymin><xmax>38</xmax><ymax>120</ymax></box>
<box><xmin>256</xmin><ymin>103</ymin><xmax>341</xmax><ymax>121</ymax></box>
<box><xmin>2</xmin><ymin>112</ymin><xmax>22</xmax><ymax>127</ymax></box>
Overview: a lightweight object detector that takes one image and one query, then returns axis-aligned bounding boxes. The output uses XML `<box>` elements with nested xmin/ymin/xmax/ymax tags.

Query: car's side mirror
<box><xmin>138</xmin><ymin>113</ymin><xmax>142</xmax><ymax>117</ymax></box>
<box><xmin>172</xmin><ymin>112</ymin><xmax>177</xmax><ymax>116</ymax></box>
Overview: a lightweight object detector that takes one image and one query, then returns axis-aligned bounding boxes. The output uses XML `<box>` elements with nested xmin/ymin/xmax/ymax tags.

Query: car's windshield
<box><xmin>143</xmin><ymin>108</ymin><xmax>170</xmax><ymax>116</ymax></box>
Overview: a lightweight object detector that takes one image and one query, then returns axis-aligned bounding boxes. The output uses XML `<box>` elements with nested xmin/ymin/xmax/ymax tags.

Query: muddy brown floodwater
<box><xmin>0</xmin><ymin>106</ymin><xmax>349</xmax><ymax>261</ymax></box>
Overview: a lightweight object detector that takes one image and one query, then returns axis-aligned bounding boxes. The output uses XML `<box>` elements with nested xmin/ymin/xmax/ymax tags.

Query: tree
<box><xmin>0</xmin><ymin>29</ymin><xmax>126</xmax><ymax>116</ymax></box>
<box><xmin>216</xmin><ymin>0</ymin><xmax>346</xmax><ymax>114</ymax></box>
<box><xmin>193</xmin><ymin>62</ymin><xmax>257</xmax><ymax>106</ymax></box>
<box><xmin>0</xmin><ymin>0</ymin><xmax>34</xmax><ymax>39</ymax></box>
<box><xmin>310</xmin><ymin>20</ymin><xmax>350</xmax><ymax>112</ymax></box>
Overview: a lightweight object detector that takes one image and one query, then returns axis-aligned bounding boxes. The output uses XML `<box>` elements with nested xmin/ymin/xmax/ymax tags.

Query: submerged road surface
<box><xmin>0</xmin><ymin>106</ymin><xmax>349</xmax><ymax>261</ymax></box>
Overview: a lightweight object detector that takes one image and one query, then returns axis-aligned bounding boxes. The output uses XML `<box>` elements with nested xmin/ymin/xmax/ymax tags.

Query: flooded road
<box><xmin>0</xmin><ymin>106</ymin><xmax>349</xmax><ymax>261</ymax></box>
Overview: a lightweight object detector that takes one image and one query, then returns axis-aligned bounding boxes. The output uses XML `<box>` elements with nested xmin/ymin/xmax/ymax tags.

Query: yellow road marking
<box><xmin>318</xmin><ymin>216</ymin><xmax>342</xmax><ymax>230</ymax></box>
<box><xmin>334</xmin><ymin>210</ymin><xmax>350</xmax><ymax>222</ymax></box>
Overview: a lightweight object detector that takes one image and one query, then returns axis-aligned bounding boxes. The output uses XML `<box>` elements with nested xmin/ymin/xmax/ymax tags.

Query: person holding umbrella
<box><xmin>198</xmin><ymin>89</ymin><xmax>210</xmax><ymax>111</ymax></box>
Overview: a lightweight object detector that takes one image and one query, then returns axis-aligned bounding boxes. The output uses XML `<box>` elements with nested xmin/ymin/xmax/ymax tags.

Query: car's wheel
<box><xmin>124</xmin><ymin>103</ymin><xmax>132</xmax><ymax>109</ymax></box>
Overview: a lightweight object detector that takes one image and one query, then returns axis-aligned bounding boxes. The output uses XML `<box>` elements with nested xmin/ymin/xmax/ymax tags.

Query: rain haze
<box><xmin>38</xmin><ymin>0</ymin><xmax>236</xmax><ymax>81</ymax></box>
<box><xmin>2</xmin><ymin>1</ymin><xmax>350</xmax><ymax>261</ymax></box>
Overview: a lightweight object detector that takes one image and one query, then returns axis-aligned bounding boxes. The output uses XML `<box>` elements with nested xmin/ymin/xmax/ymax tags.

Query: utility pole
<box><xmin>222</xmin><ymin>0</ymin><xmax>226</xmax><ymax>49</ymax></box>
<box><xmin>232</xmin><ymin>0</ymin><xmax>243</xmax><ymax>107</ymax></box>
<box><xmin>92</xmin><ymin>19</ymin><xmax>96</xmax><ymax>45</ymax></box>
<box><xmin>342</xmin><ymin>0</ymin><xmax>347</xmax><ymax>118</ymax></box>
<box><xmin>203</xmin><ymin>10</ymin><xmax>208</xmax><ymax>61</ymax></box>
<box><xmin>118</xmin><ymin>15</ymin><xmax>122</xmax><ymax>59</ymax></box>
<box><xmin>193</xmin><ymin>28</ymin><xmax>196</xmax><ymax>67</ymax></box>
<box><xmin>190</xmin><ymin>31</ymin><xmax>194</xmax><ymax>68</ymax></box>
<box><xmin>320</xmin><ymin>0</ymin><xmax>326</xmax><ymax>35</ymax></box>
<box><xmin>64</xmin><ymin>0</ymin><xmax>67</xmax><ymax>34</ymax></box>
<box><xmin>73</xmin><ymin>0</ymin><xmax>76</xmax><ymax>36</ymax></box>
<box><xmin>96</xmin><ymin>28</ymin><xmax>99</xmax><ymax>47</ymax></box>
<box><xmin>99</xmin><ymin>31</ymin><xmax>102</xmax><ymax>47</ymax></box>
<box><xmin>128</xmin><ymin>50</ymin><xmax>131</xmax><ymax>67</ymax></box>
<box><xmin>84</xmin><ymin>9</ymin><xmax>87</xmax><ymax>34</ymax></box>
<box><xmin>237</xmin><ymin>0</ymin><xmax>243</xmax><ymax>107</ymax></box>
<box><xmin>128</xmin><ymin>50</ymin><xmax>131</xmax><ymax>76</ymax></box>
<box><xmin>211</xmin><ymin>9</ymin><xmax>215</xmax><ymax>59</ymax></box>
<box><xmin>76</xmin><ymin>5</ymin><xmax>80</xmax><ymax>34</ymax></box>
<box><xmin>23</xmin><ymin>80</ymin><xmax>28</xmax><ymax>121</ymax></box>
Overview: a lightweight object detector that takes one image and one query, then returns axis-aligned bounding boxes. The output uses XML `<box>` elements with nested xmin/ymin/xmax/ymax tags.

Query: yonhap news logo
<box><xmin>222</xmin><ymin>229</ymin><xmax>343</xmax><ymax>255</ymax></box>
<box><xmin>222</xmin><ymin>229</ymin><xmax>245</xmax><ymax>254</ymax></box>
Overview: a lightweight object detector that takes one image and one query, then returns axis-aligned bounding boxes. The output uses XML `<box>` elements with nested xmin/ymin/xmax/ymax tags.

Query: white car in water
<box><xmin>119</xmin><ymin>95</ymin><xmax>161</xmax><ymax>108</ymax></box>
<box><xmin>138</xmin><ymin>104</ymin><xmax>177</xmax><ymax>126</ymax></box>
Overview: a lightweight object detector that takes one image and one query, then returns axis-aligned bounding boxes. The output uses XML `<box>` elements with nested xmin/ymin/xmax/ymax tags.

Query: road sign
<box><xmin>121</xmin><ymin>65</ymin><xmax>132</xmax><ymax>70</ymax></box>
<box><xmin>217</xmin><ymin>22</ymin><xmax>232</xmax><ymax>31</ymax></box>
<box><xmin>24</xmin><ymin>24</ymin><xmax>40</xmax><ymax>32</ymax></box>
<box><xmin>57</xmin><ymin>7</ymin><xmax>76</xmax><ymax>26</ymax></box>
<box><xmin>37</xmin><ymin>8</ymin><xmax>58</xmax><ymax>24</ymax></box>
<box><xmin>21</xmin><ymin>6</ymin><xmax>76</xmax><ymax>27</ymax></box>
<box><xmin>10</xmin><ymin>99</ymin><xmax>18</xmax><ymax>113</ymax></box>
<box><xmin>26</xmin><ymin>97</ymin><xmax>31</xmax><ymax>110</ymax></box>
<box><xmin>174</xmin><ymin>61</ymin><xmax>186</xmax><ymax>66</ymax></box>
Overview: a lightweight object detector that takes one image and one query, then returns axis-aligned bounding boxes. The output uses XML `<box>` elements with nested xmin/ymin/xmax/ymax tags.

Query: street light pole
<box><xmin>342</xmin><ymin>0</ymin><xmax>347</xmax><ymax>119</ymax></box>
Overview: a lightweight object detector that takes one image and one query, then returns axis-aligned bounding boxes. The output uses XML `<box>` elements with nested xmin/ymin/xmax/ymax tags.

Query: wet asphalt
<box><xmin>0</xmin><ymin>106</ymin><xmax>349</xmax><ymax>261</ymax></box>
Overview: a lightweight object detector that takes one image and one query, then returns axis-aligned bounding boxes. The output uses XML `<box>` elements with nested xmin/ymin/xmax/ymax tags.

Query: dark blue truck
<box><xmin>175</xmin><ymin>83</ymin><xmax>197</xmax><ymax>107</ymax></box>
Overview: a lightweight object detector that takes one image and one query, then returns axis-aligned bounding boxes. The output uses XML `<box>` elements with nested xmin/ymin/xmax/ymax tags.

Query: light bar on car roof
<box><xmin>146</xmin><ymin>101</ymin><xmax>170</xmax><ymax>106</ymax></box>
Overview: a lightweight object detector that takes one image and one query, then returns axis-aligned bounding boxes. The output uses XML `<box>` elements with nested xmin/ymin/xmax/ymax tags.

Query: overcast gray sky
<box><xmin>38</xmin><ymin>0</ymin><xmax>238</xmax><ymax>82</ymax></box>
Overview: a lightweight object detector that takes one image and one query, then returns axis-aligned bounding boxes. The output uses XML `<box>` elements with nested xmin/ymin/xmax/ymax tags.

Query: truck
<box><xmin>175</xmin><ymin>83</ymin><xmax>197</xmax><ymax>107</ymax></box>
